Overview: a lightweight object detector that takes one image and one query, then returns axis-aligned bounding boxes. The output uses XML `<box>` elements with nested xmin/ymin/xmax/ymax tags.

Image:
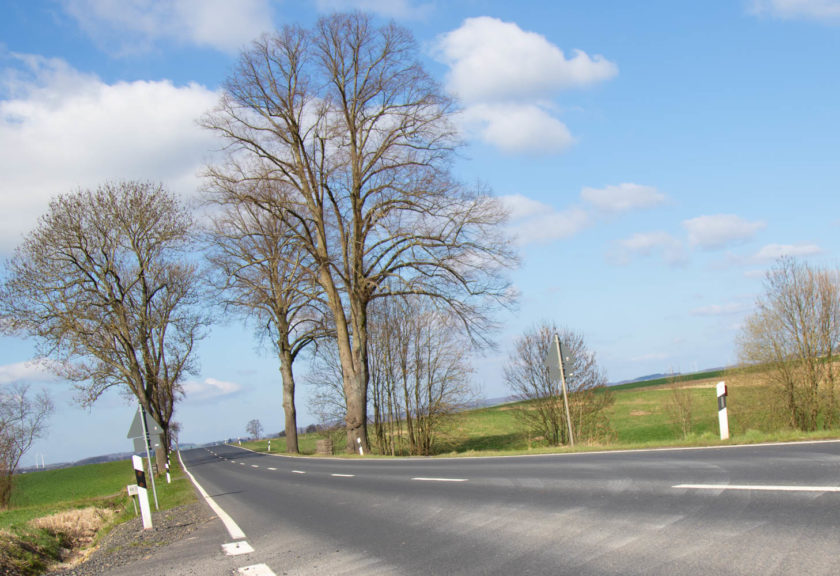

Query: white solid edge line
<box><xmin>179</xmin><ymin>450</ymin><xmax>247</xmax><ymax>541</ymax></box>
<box><xmin>673</xmin><ymin>483</ymin><xmax>840</xmax><ymax>493</ymax></box>
<box><xmin>412</xmin><ymin>477</ymin><xmax>469</xmax><ymax>482</ymax></box>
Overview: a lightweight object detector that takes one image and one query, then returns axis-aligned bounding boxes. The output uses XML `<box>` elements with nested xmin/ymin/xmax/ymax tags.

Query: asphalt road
<box><xmin>167</xmin><ymin>441</ymin><xmax>840</xmax><ymax>575</ymax></box>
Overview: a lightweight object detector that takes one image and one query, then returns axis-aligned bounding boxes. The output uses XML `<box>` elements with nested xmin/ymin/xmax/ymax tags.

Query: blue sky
<box><xmin>2</xmin><ymin>0</ymin><xmax>839</xmax><ymax>464</ymax></box>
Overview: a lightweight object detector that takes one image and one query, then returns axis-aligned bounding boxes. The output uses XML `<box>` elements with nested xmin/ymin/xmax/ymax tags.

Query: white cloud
<box><xmin>458</xmin><ymin>103</ymin><xmax>574</xmax><ymax>154</ymax></box>
<box><xmin>182</xmin><ymin>377</ymin><xmax>242</xmax><ymax>402</ymax></box>
<box><xmin>0</xmin><ymin>360</ymin><xmax>59</xmax><ymax>386</ymax></box>
<box><xmin>434</xmin><ymin>16</ymin><xmax>616</xmax><ymax>155</ymax></box>
<box><xmin>499</xmin><ymin>195</ymin><xmax>590</xmax><ymax>245</ymax></box>
<box><xmin>581</xmin><ymin>183</ymin><xmax>666</xmax><ymax>214</ymax></box>
<box><xmin>436</xmin><ymin>16</ymin><xmax>617</xmax><ymax>103</ymax></box>
<box><xmin>751</xmin><ymin>0</ymin><xmax>840</xmax><ymax>21</ymax></box>
<box><xmin>612</xmin><ymin>231</ymin><xmax>685</xmax><ymax>266</ymax></box>
<box><xmin>752</xmin><ymin>242</ymin><xmax>822</xmax><ymax>261</ymax></box>
<box><xmin>60</xmin><ymin>0</ymin><xmax>273</xmax><ymax>54</ymax></box>
<box><xmin>0</xmin><ymin>54</ymin><xmax>219</xmax><ymax>252</ymax></box>
<box><xmin>682</xmin><ymin>214</ymin><xmax>765</xmax><ymax>251</ymax></box>
<box><xmin>315</xmin><ymin>0</ymin><xmax>433</xmax><ymax>19</ymax></box>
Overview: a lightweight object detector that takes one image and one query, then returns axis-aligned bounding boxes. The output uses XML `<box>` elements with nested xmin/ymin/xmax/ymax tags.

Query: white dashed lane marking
<box><xmin>222</xmin><ymin>541</ymin><xmax>254</xmax><ymax>556</ymax></box>
<box><xmin>331</xmin><ymin>473</ymin><xmax>355</xmax><ymax>478</ymax></box>
<box><xmin>292</xmin><ymin>470</ymin><xmax>306</xmax><ymax>474</ymax></box>
<box><xmin>674</xmin><ymin>483</ymin><xmax>840</xmax><ymax>493</ymax></box>
<box><xmin>412</xmin><ymin>477</ymin><xmax>469</xmax><ymax>483</ymax></box>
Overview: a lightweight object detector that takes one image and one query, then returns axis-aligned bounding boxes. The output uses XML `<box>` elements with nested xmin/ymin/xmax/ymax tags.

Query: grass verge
<box><xmin>0</xmin><ymin>455</ymin><xmax>196</xmax><ymax>576</ymax></box>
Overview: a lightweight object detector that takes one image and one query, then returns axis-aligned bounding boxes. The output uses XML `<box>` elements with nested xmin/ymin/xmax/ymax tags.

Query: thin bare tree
<box><xmin>737</xmin><ymin>257</ymin><xmax>840</xmax><ymax>431</ymax></box>
<box><xmin>505</xmin><ymin>322</ymin><xmax>612</xmax><ymax>446</ymax></box>
<box><xmin>664</xmin><ymin>374</ymin><xmax>694</xmax><ymax>438</ymax></box>
<box><xmin>308</xmin><ymin>295</ymin><xmax>473</xmax><ymax>456</ymax></box>
<box><xmin>0</xmin><ymin>181</ymin><xmax>206</xmax><ymax>474</ymax></box>
<box><xmin>0</xmin><ymin>384</ymin><xmax>53</xmax><ymax>508</ymax></box>
<box><xmin>202</xmin><ymin>13</ymin><xmax>517</xmax><ymax>452</ymax></box>
<box><xmin>205</xmin><ymin>170</ymin><xmax>330</xmax><ymax>453</ymax></box>
<box><xmin>246</xmin><ymin>419</ymin><xmax>264</xmax><ymax>440</ymax></box>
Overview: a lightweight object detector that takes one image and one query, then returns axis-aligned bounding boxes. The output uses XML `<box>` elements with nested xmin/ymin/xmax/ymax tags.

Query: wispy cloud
<box><xmin>0</xmin><ymin>360</ymin><xmax>59</xmax><ymax>386</ymax></box>
<box><xmin>611</xmin><ymin>231</ymin><xmax>686</xmax><ymax>266</ymax></box>
<box><xmin>581</xmin><ymin>183</ymin><xmax>667</xmax><ymax>214</ymax></box>
<box><xmin>499</xmin><ymin>194</ymin><xmax>590</xmax><ymax>245</ymax></box>
<box><xmin>182</xmin><ymin>378</ymin><xmax>242</xmax><ymax>402</ymax></box>
<box><xmin>60</xmin><ymin>0</ymin><xmax>274</xmax><ymax>55</ymax></box>
<box><xmin>682</xmin><ymin>214</ymin><xmax>765</xmax><ymax>251</ymax></box>
<box><xmin>315</xmin><ymin>0</ymin><xmax>433</xmax><ymax>20</ymax></box>
<box><xmin>750</xmin><ymin>0</ymin><xmax>840</xmax><ymax>22</ymax></box>
<box><xmin>752</xmin><ymin>242</ymin><xmax>822</xmax><ymax>261</ymax></box>
<box><xmin>690</xmin><ymin>302</ymin><xmax>751</xmax><ymax>317</ymax></box>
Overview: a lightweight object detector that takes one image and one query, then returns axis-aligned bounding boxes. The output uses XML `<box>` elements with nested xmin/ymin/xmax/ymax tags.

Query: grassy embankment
<box><xmin>0</xmin><ymin>457</ymin><xmax>195</xmax><ymax>575</ymax></box>
<box><xmin>243</xmin><ymin>368</ymin><xmax>840</xmax><ymax>456</ymax></box>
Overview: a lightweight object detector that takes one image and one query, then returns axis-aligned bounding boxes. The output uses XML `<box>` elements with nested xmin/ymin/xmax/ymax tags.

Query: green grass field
<box><xmin>0</xmin><ymin>456</ymin><xmax>196</xmax><ymax>575</ymax></box>
<box><xmin>242</xmin><ymin>369</ymin><xmax>840</xmax><ymax>456</ymax></box>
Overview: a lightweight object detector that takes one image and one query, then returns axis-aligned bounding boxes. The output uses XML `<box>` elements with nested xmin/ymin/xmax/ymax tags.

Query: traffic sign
<box><xmin>127</xmin><ymin>410</ymin><xmax>162</xmax><ymax>439</ymax></box>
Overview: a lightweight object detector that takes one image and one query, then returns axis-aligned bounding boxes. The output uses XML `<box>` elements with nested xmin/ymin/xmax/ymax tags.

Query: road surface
<box><xmin>160</xmin><ymin>441</ymin><xmax>840</xmax><ymax>574</ymax></box>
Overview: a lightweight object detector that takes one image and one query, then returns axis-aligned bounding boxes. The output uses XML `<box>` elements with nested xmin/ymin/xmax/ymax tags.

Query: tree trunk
<box><xmin>279</xmin><ymin>355</ymin><xmax>299</xmax><ymax>453</ymax></box>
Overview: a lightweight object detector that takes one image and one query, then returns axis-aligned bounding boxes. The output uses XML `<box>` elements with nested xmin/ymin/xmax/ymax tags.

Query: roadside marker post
<box><xmin>357</xmin><ymin>437</ymin><xmax>364</xmax><ymax>456</ymax></box>
<box><xmin>717</xmin><ymin>381</ymin><xmax>729</xmax><ymax>440</ymax></box>
<box><xmin>132</xmin><ymin>455</ymin><xmax>153</xmax><ymax>530</ymax></box>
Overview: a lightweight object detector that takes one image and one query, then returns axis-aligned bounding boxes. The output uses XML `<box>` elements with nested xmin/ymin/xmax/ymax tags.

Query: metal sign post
<box><xmin>127</xmin><ymin>405</ymin><xmax>160</xmax><ymax>510</ymax></box>
<box><xmin>547</xmin><ymin>334</ymin><xmax>575</xmax><ymax>448</ymax></box>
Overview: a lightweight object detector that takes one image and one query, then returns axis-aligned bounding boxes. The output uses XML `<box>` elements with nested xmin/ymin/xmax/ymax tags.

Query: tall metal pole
<box><xmin>554</xmin><ymin>334</ymin><xmax>575</xmax><ymax>448</ymax></box>
<box><xmin>139</xmin><ymin>404</ymin><xmax>160</xmax><ymax>510</ymax></box>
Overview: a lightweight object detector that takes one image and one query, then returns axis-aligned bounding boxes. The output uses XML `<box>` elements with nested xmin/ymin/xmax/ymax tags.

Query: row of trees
<box><xmin>0</xmin><ymin>11</ymin><xmax>517</xmax><ymax>479</ymax></box>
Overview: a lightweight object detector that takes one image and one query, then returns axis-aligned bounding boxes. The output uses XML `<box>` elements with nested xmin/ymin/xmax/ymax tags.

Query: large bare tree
<box><xmin>505</xmin><ymin>322</ymin><xmax>612</xmax><ymax>446</ymax></box>
<box><xmin>205</xmin><ymin>170</ymin><xmax>330</xmax><ymax>453</ymax></box>
<box><xmin>202</xmin><ymin>13</ymin><xmax>516</xmax><ymax>452</ymax></box>
<box><xmin>0</xmin><ymin>181</ymin><xmax>206</xmax><ymax>473</ymax></box>
<box><xmin>0</xmin><ymin>383</ymin><xmax>53</xmax><ymax>508</ymax></box>
<box><xmin>737</xmin><ymin>257</ymin><xmax>840</xmax><ymax>431</ymax></box>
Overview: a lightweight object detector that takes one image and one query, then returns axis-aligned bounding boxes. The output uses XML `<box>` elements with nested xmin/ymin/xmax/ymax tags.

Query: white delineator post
<box><xmin>132</xmin><ymin>455</ymin><xmax>153</xmax><ymax>530</ymax></box>
<box><xmin>717</xmin><ymin>381</ymin><xmax>729</xmax><ymax>440</ymax></box>
<box><xmin>357</xmin><ymin>437</ymin><xmax>364</xmax><ymax>456</ymax></box>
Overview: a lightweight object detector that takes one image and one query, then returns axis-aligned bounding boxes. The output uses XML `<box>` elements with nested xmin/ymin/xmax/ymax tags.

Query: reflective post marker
<box><xmin>717</xmin><ymin>381</ymin><xmax>729</xmax><ymax>440</ymax></box>
<box><xmin>132</xmin><ymin>455</ymin><xmax>153</xmax><ymax>529</ymax></box>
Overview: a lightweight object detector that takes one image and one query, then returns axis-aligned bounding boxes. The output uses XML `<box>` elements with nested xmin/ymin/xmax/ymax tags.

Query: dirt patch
<box><xmin>630</xmin><ymin>410</ymin><xmax>652</xmax><ymax>416</ymax></box>
<box><xmin>31</xmin><ymin>508</ymin><xmax>116</xmax><ymax>550</ymax></box>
